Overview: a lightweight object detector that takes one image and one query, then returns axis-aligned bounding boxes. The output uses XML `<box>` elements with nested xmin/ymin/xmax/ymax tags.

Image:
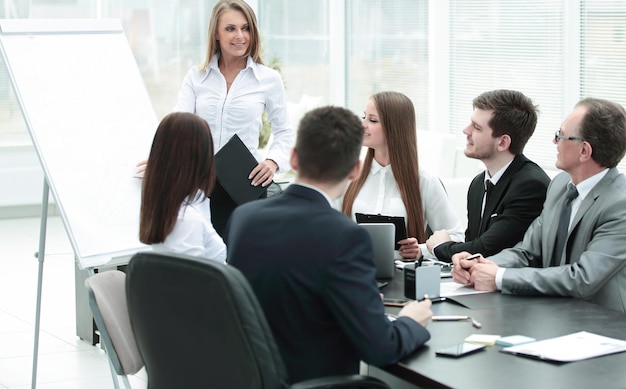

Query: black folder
<box><xmin>214</xmin><ymin>134</ymin><xmax>267</xmax><ymax>205</ymax></box>
<box><xmin>355</xmin><ymin>213</ymin><xmax>407</xmax><ymax>250</ymax></box>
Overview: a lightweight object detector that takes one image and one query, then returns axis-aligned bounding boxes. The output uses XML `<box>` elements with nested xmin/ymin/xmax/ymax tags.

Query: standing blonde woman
<box><xmin>173</xmin><ymin>0</ymin><xmax>294</xmax><ymax>235</ymax></box>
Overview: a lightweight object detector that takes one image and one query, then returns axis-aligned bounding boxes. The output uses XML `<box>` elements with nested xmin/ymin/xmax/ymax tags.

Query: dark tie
<box><xmin>551</xmin><ymin>184</ymin><xmax>579</xmax><ymax>266</ymax></box>
<box><xmin>479</xmin><ymin>180</ymin><xmax>494</xmax><ymax>233</ymax></box>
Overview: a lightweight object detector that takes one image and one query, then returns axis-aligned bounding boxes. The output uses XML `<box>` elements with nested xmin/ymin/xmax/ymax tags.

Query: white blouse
<box><xmin>152</xmin><ymin>192</ymin><xmax>226</xmax><ymax>263</ymax></box>
<box><xmin>174</xmin><ymin>55</ymin><xmax>294</xmax><ymax>172</ymax></box>
<box><xmin>338</xmin><ymin>159</ymin><xmax>465</xmax><ymax>258</ymax></box>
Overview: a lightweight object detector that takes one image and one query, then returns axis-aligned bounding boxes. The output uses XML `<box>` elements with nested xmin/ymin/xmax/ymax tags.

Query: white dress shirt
<box><xmin>174</xmin><ymin>55</ymin><xmax>294</xmax><ymax>172</ymax></box>
<box><xmin>152</xmin><ymin>191</ymin><xmax>227</xmax><ymax>263</ymax></box>
<box><xmin>337</xmin><ymin>159</ymin><xmax>465</xmax><ymax>258</ymax></box>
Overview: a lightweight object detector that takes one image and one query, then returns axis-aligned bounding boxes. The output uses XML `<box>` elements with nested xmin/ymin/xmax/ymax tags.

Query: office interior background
<box><xmin>0</xmin><ymin>1</ymin><xmax>625</xmax><ymax>387</ymax></box>
<box><xmin>1</xmin><ymin>0</ymin><xmax>626</xmax><ymax>215</ymax></box>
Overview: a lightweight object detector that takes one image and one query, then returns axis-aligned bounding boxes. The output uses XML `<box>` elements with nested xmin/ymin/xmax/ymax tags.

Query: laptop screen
<box><xmin>358</xmin><ymin>222</ymin><xmax>396</xmax><ymax>280</ymax></box>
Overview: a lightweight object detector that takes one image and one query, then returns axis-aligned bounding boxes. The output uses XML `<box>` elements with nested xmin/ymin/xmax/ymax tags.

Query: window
<box><xmin>2</xmin><ymin>0</ymin><xmax>626</xmax><ymax>172</ymax></box>
<box><xmin>448</xmin><ymin>0</ymin><xmax>565</xmax><ymax>170</ymax></box>
<box><xmin>581</xmin><ymin>0</ymin><xmax>626</xmax><ymax>172</ymax></box>
<box><xmin>258</xmin><ymin>0</ymin><xmax>330</xmax><ymax>104</ymax></box>
<box><xmin>345</xmin><ymin>0</ymin><xmax>429</xmax><ymax>131</ymax></box>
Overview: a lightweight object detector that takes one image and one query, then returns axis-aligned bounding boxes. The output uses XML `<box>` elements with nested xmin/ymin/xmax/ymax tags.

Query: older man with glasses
<box><xmin>451</xmin><ymin>97</ymin><xmax>626</xmax><ymax>313</ymax></box>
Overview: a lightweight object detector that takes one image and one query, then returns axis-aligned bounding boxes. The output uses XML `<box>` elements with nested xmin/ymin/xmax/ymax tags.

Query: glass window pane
<box><xmin>346</xmin><ymin>0</ymin><xmax>429</xmax><ymax>132</ymax></box>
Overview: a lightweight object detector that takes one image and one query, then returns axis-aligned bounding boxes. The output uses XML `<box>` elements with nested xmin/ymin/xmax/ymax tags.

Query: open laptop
<box><xmin>358</xmin><ymin>222</ymin><xmax>396</xmax><ymax>288</ymax></box>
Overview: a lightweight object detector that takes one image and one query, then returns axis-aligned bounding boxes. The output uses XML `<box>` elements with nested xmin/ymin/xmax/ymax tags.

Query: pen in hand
<box><xmin>465</xmin><ymin>253</ymin><xmax>481</xmax><ymax>261</ymax></box>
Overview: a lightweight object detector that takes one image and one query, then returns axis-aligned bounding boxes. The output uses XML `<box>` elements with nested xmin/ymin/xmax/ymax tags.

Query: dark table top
<box><xmin>381</xmin><ymin>269</ymin><xmax>626</xmax><ymax>389</ymax></box>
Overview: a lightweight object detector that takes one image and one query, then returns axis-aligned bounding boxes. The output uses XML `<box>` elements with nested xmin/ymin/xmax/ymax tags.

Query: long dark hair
<box><xmin>342</xmin><ymin>91</ymin><xmax>425</xmax><ymax>242</ymax></box>
<box><xmin>140</xmin><ymin>112</ymin><xmax>216</xmax><ymax>244</ymax></box>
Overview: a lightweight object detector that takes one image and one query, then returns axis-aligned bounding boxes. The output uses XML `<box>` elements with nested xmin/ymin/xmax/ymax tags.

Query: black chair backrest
<box><xmin>126</xmin><ymin>251</ymin><xmax>289</xmax><ymax>389</ymax></box>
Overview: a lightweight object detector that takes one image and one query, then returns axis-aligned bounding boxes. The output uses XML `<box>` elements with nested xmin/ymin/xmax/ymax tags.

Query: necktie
<box><xmin>551</xmin><ymin>184</ymin><xmax>579</xmax><ymax>266</ymax></box>
<box><xmin>479</xmin><ymin>180</ymin><xmax>494</xmax><ymax>233</ymax></box>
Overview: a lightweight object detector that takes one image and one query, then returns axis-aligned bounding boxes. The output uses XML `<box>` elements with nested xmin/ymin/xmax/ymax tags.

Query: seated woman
<box><xmin>339</xmin><ymin>91</ymin><xmax>464</xmax><ymax>260</ymax></box>
<box><xmin>139</xmin><ymin>112</ymin><xmax>226</xmax><ymax>262</ymax></box>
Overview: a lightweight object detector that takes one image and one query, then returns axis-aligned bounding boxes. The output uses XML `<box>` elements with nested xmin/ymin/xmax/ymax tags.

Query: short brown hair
<box><xmin>473</xmin><ymin>89</ymin><xmax>538</xmax><ymax>155</ymax></box>
<box><xmin>296</xmin><ymin>106</ymin><xmax>363</xmax><ymax>183</ymax></box>
<box><xmin>576</xmin><ymin>97</ymin><xmax>626</xmax><ymax>168</ymax></box>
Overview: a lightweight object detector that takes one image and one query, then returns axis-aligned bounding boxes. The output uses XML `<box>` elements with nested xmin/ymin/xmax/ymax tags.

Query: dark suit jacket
<box><xmin>434</xmin><ymin>154</ymin><xmax>550</xmax><ymax>261</ymax></box>
<box><xmin>225</xmin><ymin>184</ymin><xmax>430</xmax><ymax>382</ymax></box>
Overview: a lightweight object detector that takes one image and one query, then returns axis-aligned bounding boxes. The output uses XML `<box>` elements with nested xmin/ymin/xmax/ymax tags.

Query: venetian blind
<box><xmin>448</xmin><ymin>0</ymin><xmax>565</xmax><ymax>171</ymax></box>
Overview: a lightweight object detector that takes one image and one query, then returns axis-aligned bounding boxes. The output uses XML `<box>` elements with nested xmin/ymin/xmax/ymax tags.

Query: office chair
<box><xmin>126</xmin><ymin>251</ymin><xmax>390</xmax><ymax>389</ymax></box>
<box><xmin>85</xmin><ymin>270</ymin><xmax>144</xmax><ymax>389</ymax></box>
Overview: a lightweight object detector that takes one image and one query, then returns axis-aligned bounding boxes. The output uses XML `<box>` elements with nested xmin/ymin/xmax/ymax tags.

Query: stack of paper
<box><xmin>501</xmin><ymin>331</ymin><xmax>626</xmax><ymax>362</ymax></box>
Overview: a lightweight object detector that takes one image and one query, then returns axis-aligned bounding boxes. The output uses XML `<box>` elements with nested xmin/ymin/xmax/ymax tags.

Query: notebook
<box><xmin>214</xmin><ymin>134</ymin><xmax>267</xmax><ymax>205</ymax></box>
<box><xmin>359</xmin><ymin>223</ymin><xmax>396</xmax><ymax>284</ymax></box>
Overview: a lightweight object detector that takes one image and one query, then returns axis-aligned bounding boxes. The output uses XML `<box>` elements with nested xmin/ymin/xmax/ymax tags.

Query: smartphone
<box><xmin>435</xmin><ymin>342</ymin><xmax>486</xmax><ymax>358</ymax></box>
<box><xmin>383</xmin><ymin>298</ymin><xmax>409</xmax><ymax>307</ymax></box>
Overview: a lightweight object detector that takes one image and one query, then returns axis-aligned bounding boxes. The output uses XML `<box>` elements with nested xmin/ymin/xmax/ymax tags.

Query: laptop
<box><xmin>358</xmin><ymin>222</ymin><xmax>396</xmax><ymax>288</ymax></box>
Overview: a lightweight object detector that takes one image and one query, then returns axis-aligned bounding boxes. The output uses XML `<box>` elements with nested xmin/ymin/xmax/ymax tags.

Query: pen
<box><xmin>418</xmin><ymin>295</ymin><xmax>447</xmax><ymax>303</ymax></box>
<box><xmin>465</xmin><ymin>253</ymin><xmax>481</xmax><ymax>261</ymax></box>
<box><xmin>432</xmin><ymin>315</ymin><xmax>470</xmax><ymax>321</ymax></box>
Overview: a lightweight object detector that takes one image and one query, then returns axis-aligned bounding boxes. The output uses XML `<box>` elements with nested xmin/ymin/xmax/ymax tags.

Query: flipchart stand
<box><xmin>0</xmin><ymin>19</ymin><xmax>156</xmax><ymax>387</ymax></box>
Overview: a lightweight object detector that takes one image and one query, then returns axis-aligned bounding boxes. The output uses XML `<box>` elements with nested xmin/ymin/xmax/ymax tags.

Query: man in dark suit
<box><xmin>225</xmin><ymin>106</ymin><xmax>432</xmax><ymax>382</ymax></box>
<box><xmin>426</xmin><ymin>90</ymin><xmax>550</xmax><ymax>261</ymax></box>
<box><xmin>452</xmin><ymin>98</ymin><xmax>626</xmax><ymax>313</ymax></box>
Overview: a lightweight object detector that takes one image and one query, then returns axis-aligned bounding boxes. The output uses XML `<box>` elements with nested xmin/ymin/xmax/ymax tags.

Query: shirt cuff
<box><xmin>419</xmin><ymin>243</ymin><xmax>435</xmax><ymax>259</ymax></box>
<box><xmin>495</xmin><ymin>267</ymin><xmax>506</xmax><ymax>290</ymax></box>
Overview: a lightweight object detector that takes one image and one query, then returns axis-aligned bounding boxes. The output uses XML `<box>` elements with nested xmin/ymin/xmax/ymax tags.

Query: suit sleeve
<box><xmin>323</xmin><ymin>226</ymin><xmax>430</xmax><ymax>366</ymax></box>
<box><xmin>434</xmin><ymin>169</ymin><xmax>548</xmax><ymax>260</ymax></box>
<box><xmin>497</xmin><ymin>174</ymin><xmax>626</xmax><ymax>300</ymax></box>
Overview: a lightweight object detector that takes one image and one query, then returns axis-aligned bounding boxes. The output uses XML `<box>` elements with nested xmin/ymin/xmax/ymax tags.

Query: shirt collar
<box><xmin>571</xmin><ymin>168</ymin><xmax>609</xmax><ymax>201</ymax></box>
<box><xmin>203</xmin><ymin>55</ymin><xmax>259</xmax><ymax>82</ymax></box>
<box><xmin>371</xmin><ymin>158</ymin><xmax>392</xmax><ymax>176</ymax></box>
<box><xmin>293</xmin><ymin>182</ymin><xmax>334</xmax><ymax>206</ymax></box>
<box><xmin>484</xmin><ymin>159</ymin><xmax>513</xmax><ymax>186</ymax></box>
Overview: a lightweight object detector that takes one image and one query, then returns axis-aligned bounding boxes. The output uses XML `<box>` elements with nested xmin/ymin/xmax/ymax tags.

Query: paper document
<box><xmin>440</xmin><ymin>282</ymin><xmax>491</xmax><ymax>297</ymax></box>
<box><xmin>501</xmin><ymin>331</ymin><xmax>626</xmax><ymax>362</ymax></box>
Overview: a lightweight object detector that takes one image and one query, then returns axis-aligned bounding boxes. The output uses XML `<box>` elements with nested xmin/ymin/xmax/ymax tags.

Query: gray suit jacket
<box><xmin>491</xmin><ymin>168</ymin><xmax>626</xmax><ymax>312</ymax></box>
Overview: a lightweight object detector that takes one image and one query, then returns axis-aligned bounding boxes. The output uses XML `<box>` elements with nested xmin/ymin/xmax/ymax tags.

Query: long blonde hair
<box><xmin>200</xmin><ymin>0</ymin><xmax>263</xmax><ymax>69</ymax></box>
<box><xmin>342</xmin><ymin>91</ymin><xmax>426</xmax><ymax>242</ymax></box>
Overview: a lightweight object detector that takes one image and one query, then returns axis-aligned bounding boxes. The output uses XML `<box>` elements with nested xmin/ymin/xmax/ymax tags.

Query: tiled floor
<box><xmin>0</xmin><ymin>216</ymin><xmax>147</xmax><ymax>388</ymax></box>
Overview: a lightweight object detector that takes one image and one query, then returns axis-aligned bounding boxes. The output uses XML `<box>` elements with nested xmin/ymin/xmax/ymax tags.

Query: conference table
<box><xmin>374</xmin><ymin>269</ymin><xmax>626</xmax><ymax>389</ymax></box>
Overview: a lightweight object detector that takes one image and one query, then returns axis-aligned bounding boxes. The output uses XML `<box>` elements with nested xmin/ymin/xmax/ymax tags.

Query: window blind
<box><xmin>448</xmin><ymin>0</ymin><xmax>565</xmax><ymax>171</ymax></box>
<box><xmin>581</xmin><ymin>0</ymin><xmax>626</xmax><ymax>172</ymax></box>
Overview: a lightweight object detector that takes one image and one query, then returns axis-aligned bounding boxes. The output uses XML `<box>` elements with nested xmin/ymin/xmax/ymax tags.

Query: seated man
<box><xmin>225</xmin><ymin>106</ymin><xmax>432</xmax><ymax>382</ymax></box>
<box><xmin>452</xmin><ymin>97</ymin><xmax>626</xmax><ymax>313</ymax></box>
<box><xmin>427</xmin><ymin>90</ymin><xmax>550</xmax><ymax>261</ymax></box>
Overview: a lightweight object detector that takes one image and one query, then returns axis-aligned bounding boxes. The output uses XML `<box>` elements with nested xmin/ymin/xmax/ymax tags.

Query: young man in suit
<box><xmin>225</xmin><ymin>106</ymin><xmax>432</xmax><ymax>382</ymax></box>
<box><xmin>452</xmin><ymin>97</ymin><xmax>626</xmax><ymax>313</ymax></box>
<box><xmin>426</xmin><ymin>89</ymin><xmax>550</xmax><ymax>261</ymax></box>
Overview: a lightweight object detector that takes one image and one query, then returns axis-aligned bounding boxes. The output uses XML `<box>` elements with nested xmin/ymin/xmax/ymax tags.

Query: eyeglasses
<box><xmin>554</xmin><ymin>131</ymin><xmax>583</xmax><ymax>143</ymax></box>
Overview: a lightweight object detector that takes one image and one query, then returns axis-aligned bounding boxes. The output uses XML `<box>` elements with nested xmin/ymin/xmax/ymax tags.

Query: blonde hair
<box><xmin>200</xmin><ymin>0</ymin><xmax>263</xmax><ymax>69</ymax></box>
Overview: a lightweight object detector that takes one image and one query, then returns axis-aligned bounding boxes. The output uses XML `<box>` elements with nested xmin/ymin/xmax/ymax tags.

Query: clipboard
<box><xmin>214</xmin><ymin>134</ymin><xmax>267</xmax><ymax>205</ymax></box>
<box><xmin>355</xmin><ymin>213</ymin><xmax>407</xmax><ymax>250</ymax></box>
